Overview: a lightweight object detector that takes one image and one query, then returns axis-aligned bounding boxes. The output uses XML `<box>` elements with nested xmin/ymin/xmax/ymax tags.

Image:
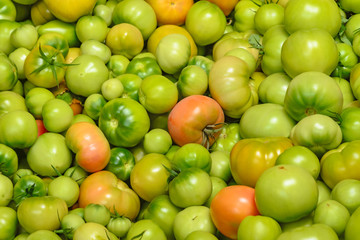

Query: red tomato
<box><xmin>65</xmin><ymin>122</ymin><xmax>110</xmax><ymax>172</ymax></box>
<box><xmin>210</xmin><ymin>185</ymin><xmax>260</xmax><ymax>239</ymax></box>
<box><xmin>78</xmin><ymin>170</ymin><xmax>140</xmax><ymax>221</ymax></box>
<box><xmin>146</xmin><ymin>0</ymin><xmax>194</xmax><ymax>25</ymax></box>
<box><xmin>35</xmin><ymin>119</ymin><xmax>48</xmax><ymax>136</ymax></box>
<box><xmin>167</xmin><ymin>95</ymin><xmax>225</xmax><ymax>148</ymax></box>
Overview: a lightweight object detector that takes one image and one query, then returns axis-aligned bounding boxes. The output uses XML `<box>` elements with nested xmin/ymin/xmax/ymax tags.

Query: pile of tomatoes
<box><xmin>1</xmin><ymin>0</ymin><xmax>360</xmax><ymax>239</ymax></box>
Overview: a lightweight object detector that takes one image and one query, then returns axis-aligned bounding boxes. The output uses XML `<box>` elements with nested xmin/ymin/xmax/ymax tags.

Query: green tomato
<box><xmin>340</xmin><ymin>107</ymin><xmax>360</xmax><ymax>142</ymax></box>
<box><xmin>59</xmin><ymin>213</ymin><xmax>85</xmax><ymax>240</ymax></box>
<box><xmin>115</xmin><ymin>73</ymin><xmax>142</xmax><ymax>101</ymax></box>
<box><xmin>13</xmin><ymin>174</ymin><xmax>46</xmax><ymax>205</ymax></box>
<box><xmin>284</xmin><ymin>71</ymin><xmax>343</xmax><ymax>122</ymax></box>
<box><xmin>258</xmin><ymin>72</ymin><xmax>291</xmax><ymax>105</ymax></box>
<box><xmin>0</xmin><ymin>206</ymin><xmax>17</xmax><ymax>240</ymax></box>
<box><xmin>345</xmin><ymin>14</ymin><xmax>360</xmax><ymax>42</ymax></box>
<box><xmin>125</xmin><ymin>56</ymin><xmax>162</xmax><ymax>79</ymax></box>
<box><xmin>281</xmin><ymin>29</ymin><xmax>339</xmax><ymax>78</ymax></box>
<box><xmin>237</xmin><ymin>215</ymin><xmax>282</xmax><ymax>240</ymax></box>
<box><xmin>42</xmin><ymin>98</ymin><xmax>73</xmax><ymax>132</ymax></box>
<box><xmin>80</xmin><ymin>39</ymin><xmax>111</xmax><ymax>63</ymax></box>
<box><xmin>112</xmin><ymin>0</ymin><xmax>157</xmax><ymax>40</ymax></box>
<box><xmin>0</xmin><ymin>20</ymin><xmax>21</xmax><ymax>55</ymax></box>
<box><xmin>332</xmin><ymin>42</ymin><xmax>359</xmax><ymax>80</ymax></box>
<box><xmin>48</xmin><ymin>176</ymin><xmax>80</xmax><ymax>207</ymax></box>
<box><xmin>209</xmin><ymin>151</ymin><xmax>232</xmax><ymax>182</ymax></box>
<box><xmin>75</xmin><ymin>15</ymin><xmax>108</xmax><ymax>43</ymax></box>
<box><xmin>187</xmin><ymin>55</ymin><xmax>214</xmax><ymax>75</ymax></box>
<box><xmin>156</xmin><ymin>34</ymin><xmax>191</xmax><ymax>75</ymax></box>
<box><xmin>8</xmin><ymin>47</ymin><xmax>30</xmax><ymax>80</ymax></box>
<box><xmin>313</xmin><ymin>199</ymin><xmax>350</xmax><ymax>236</ymax></box>
<box><xmin>73</xmin><ymin>222</ymin><xmax>118</xmax><ymax>240</ymax></box>
<box><xmin>210</xmin><ymin>123</ymin><xmax>241</xmax><ymax>154</ymax></box>
<box><xmin>0</xmin><ymin>91</ymin><xmax>27</xmax><ymax>117</ymax></box>
<box><xmin>239</xmin><ymin>103</ymin><xmax>296</xmax><ymax>138</ymax></box>
<box><xmin>25</xmin><ymin>87</ymin><xmax>55</xmax><ymax>119</ymax></box>
<box><xmin>17</xmin><ymin>196</ymin><xmax>68</xmax><ymax>233</ymax></box>
<box><xmin>278</xmin><ymin>224</ymin><xmax>339</xmax><ymax>240</ymax></box>
<box><xmin>254</xmin><ymin>3</ymin><xmax>284</xmax><ymax>35</ymax></box>
<box><xmin>276</xmin><ymin>145</ymin><xmax>320</xmax><ymax>179</ymax></box>
<box><xmin>334</xmin><ymin>77</ymin><xmax>356</xmax><ymax>109</ymax></box>
<box><xmin>83</xmin><ymin>93</ymin><xmax>107</xmax><ymax>120</ymax></box>
<box><xmin>10</xmin><ymin>23</ymin><xmax>38</xmax><ymax>50</ymax></box>
<box><xmin>233</xmin><ymin>0</ymin><xmax>259</xmax><ymax>32</ymax></box>
<box><xmin>84</xmin><ymin>203</ymin><xmax>111</xmax><ymax>226</ymax></box>
<box><xmin>0</xmin><ymin>110</ymin><xmax>37</xmax><ymax>149</ymax></box>
<box><xmin>107</xmin><ymin>54</ymin><xmax>130</xmax><ymax>78</ymax></box>
<box><xmin>98</xmin><ymin>97</ymin><xmax>150</xmax><ymax>147</ymax></box>
<box><xmin>63</xmin><ymin>166</ymin><xmax>88</xmax><ymax>185</ymax></box>
<box><xmin>331</xmin><ymin>179</ymin><xmax>360</xmax><ymax>214</ymax></box>
<box><xmin>177</xmin><ymin>65</ymin><xmax>208</xmax><ymax>98</ymax></box>
<box><xmin>185</xmin><ymin>231</ymin><xmax>219</xmax><ymax>240</ymax></box>
<box><xmin>284</xmin><ymin>0</ymin><xmax>341</xmax><ymax>37</ymax></box>
<box><xmin>255</xmin><ymin>164</ymin><xmax>318</xmax><ymax>223</ymax></box>
<box><xmin>101</xmin><ymin>78</ymin><xmax>124</xmax><ymax>101</ymax></box>
<box><xmin>143</xmin><ymin>128</ymin><xmax>172</xmax><ymax>154</ymax></box>
<box><xmin>106</xmin><ymin>216</ymin><xmax>132</xmax><ymax>238</ymax></box>
<box><xmin>65</xmin><ymin>54</ymin><xmax>109</xmax><ymax>97</ymax></box>
<box><xmin>0</xmin><ymin>143</ymin><xmax>18</xmax><ymax>177</ymax></box>
<box><xmin>126</xmin><ymin>219</ymin><xmax>167</xmax><ymax>240</ymax></box>
<box><xmin>185</xmin><ymin>1</ymin><xmax>226</xmax><ymax>46</ymax></box>
<box><xmin>139</xmin><ymin>74</ymin><xmax>178</xmax><ymax>114</ymax></box>
<box><xmin>317</xmin><ymin>180</ymin><xmax>331</xmax><ymax>205</ymax></box>
<box><xmin>169</xmin><ymin>167</ymin><xmax>212</xmax><ymax>208</ymax></box>
<box><xmin>105</xmin><ymin>147</ymin><xmax>135</xmax><ymax>182</ymax></box>
<box><xmin>0</xmin><ymin>0</ymin><xmax>16</xmax><ymax>21</ymax></box>
<box><xmin>0</xmin><ymin>53</ymin><xmax>18</xmax><ymax>91</ymax></box>
<box><xmin>0</xmin><ymin>174</ymin><xmax>13</xmax><ymax>206</ymax></box>
<box><xmin>290</xmin><ymin>114</ymin><xmax>342</xmax><ymax>158</ymax></box>
<box><xmin>93</xmin><ymin>4</ymin><xmax>113</xmax><ymax>26</ymax></box>
<box><xmin>204</xmin><ymin>176</ymin><xmax>227</xmax><ymax>208</ymax></box>
<box><xmin>27</xmin><ymin>132</ymin><xmax>72</xmax><ymax>177</ymax></box>
<box><xmin>171</xmin><ymin>143</ymin><xmax>212</xmax><ymax>173</ymax></box>
<box><xmin>344</xmin><ymin>204</ymin><xmax>360</xmax><ymax>240</ymax></box>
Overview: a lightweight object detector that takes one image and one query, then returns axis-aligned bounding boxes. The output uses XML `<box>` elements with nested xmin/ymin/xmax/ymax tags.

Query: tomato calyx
<box><xmin>202</xmin><ymin>122</ymin><xmax>226</xmax><ymax>149</ymax></box>
<box><xmin>248</xmin><ymin>33</ymin><xmax>264</xmax><ymax>56</ymax></box>
<box><xmin>30</xmin><ymin>44</ymin><xmax>77</xmax><ymax>87</ymax></box>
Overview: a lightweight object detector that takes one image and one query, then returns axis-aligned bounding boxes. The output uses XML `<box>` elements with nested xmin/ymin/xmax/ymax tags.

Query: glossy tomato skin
<box><xmin>43</xmin><ymin>0</ymin><xmax>97</xmax><ymax>23</ymax></box>
<box><xmin>230</xmin><ymin>137</ymin><xmax>293</xmax><ymax>187</ymax></box>
<box><xmin>0</xmin><ymin>143</ymin><xmax>18</xmax><ymax>177</ymax></box>
<box><xmin>78</xmin><ymin>170</ymin><xmax>140</xmax><ymax>220</ymax></box>
<box><xmin>0</xmin><ymin>206</ymin><xmax>17</xmax><ymax>240</ymax></box>
<box><xmin>210</xmin><ymin>185</ymin><xmax>260</xmax><ymax>239</ymax></box>
<box><xmin>98</xmin><ymin>97</ymin><xmax>150</xmax><ymax>148</ymax></box>
<box><xmin>168</xmin><ymin>95</ymin><xmax>224</xmax><ymax>148</ymax></box>
<box><xmin>65</xmin><ymin>121</ymin><xmax>111</xmax><ymax>173</ymax></box>
<box><xmin>146</xmin><ymin>0</ymin><xmax>193</xmax><ymax>25</ymax></box>
<box><xmin>17</xmin><ymin>196</ymin><xmax>68</xmax><ymax>233</ymax></box>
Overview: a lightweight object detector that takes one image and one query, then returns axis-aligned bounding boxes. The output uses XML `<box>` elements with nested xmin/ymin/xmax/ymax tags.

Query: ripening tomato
<box><xmin>210</xmin><ymin>185</ymin><xmax>260</xmax><ymax>239</ymax></box>
<box><xmin>167</xmin><ymin>95</ymin><xmax>225</xmax><ymax>148</ymax></box>
<box><xmin>146</xmin><ymin>0</ymin><xmax>193</xmax><ymax>25</ymax></box>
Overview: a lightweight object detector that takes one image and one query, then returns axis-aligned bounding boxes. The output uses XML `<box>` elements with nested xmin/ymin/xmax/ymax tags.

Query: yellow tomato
<box><xmin>43</xmin><ymin>0</ymin><xmax>97</xmax><ymax>23</ymax></box>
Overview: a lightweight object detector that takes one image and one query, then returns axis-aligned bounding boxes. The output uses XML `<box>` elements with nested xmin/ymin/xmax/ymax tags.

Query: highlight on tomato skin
<box><xmin>65</xmin><ymin>121</ymin><xmax>111</xmax><ymax>173</ymax></box>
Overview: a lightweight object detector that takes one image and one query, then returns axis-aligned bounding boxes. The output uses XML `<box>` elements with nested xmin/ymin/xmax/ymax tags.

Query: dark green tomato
<box><xmin>12</xmin><ymin>169</ymin><xmax>33</xmax><ymax>185</ymax></box>
<box><xmin>187</xmin><ymin>55</ymin><xmax>214</xmax><ymax>75</ymax></box>
<box><xmin>98</xmin><ymin>98</ymin><xmax>150</xmax><ymax>148</ymax></box>
<box><xmin>0</xmin><ymin>143</ymin><xmax>18</xmax><ymax>177</ymax></box>
<box><xmin>83</xmin><ymin>93</ymin><xmax>107</xmax><ymax>121</ymax></box>
<box><xmin>142</xmin><ymin>194</ymin><xmax>182</xmax><ymax>240</ymax></box>
<box><xmin>37</xmin><ymin>20</ymin><xmax>80</xmax><ymax>47</ymax></box>
<box><xmin>13</xmin><ymin>174</ymin><xmax>47</xmax><ymax>205</ymax></box>
<box><xmin>116</xmin><ymin>73</ymin><xmax>142</xmax><ymax>101</ymax></box>
<box><xmin>340</xmin><ymin>107</ymin><xmax>360</xmax><ymax>142</ymax></box>
<box><xmin>105</xmin><ymin>147</ymin><xmax>135</xmax><ymax>182</ymax></box>
<box><xmin>126</xmin><ymin>56</ymin><xmax>162</xmax><ymax>79</ymax></box>
<box><xmin>0</xmin><ymin>53</ymin><xmax>18</xmax><ymax>91</ymax></box>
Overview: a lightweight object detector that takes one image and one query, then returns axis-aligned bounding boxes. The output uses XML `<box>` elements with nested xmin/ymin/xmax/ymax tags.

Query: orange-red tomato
<box><xmin>146</xmin><ymin>0</ymin><xmax>194</xmax><ymax>25</ymax></box>
<box><xmin>78</xmin><ymin>170</ymin><xmax>140</xmax><ymax>220</ymax></box>
<box><xmin>210</xmin><ymin>185</ymin><xmax>259</xmax><ymax>239</ymax></box>
<box><xmin>35</xmin><ymin>119</ymin><xmax>48</xmax><ymax>136</ymax></box>
<box><xmin>65</xmin><ymin>121</ymin><xmax>110</xmax><ymax>172</ymax></box>
<box><xmin>206</xmin><ymin>0</ymin><xmax>239</xmax><ymax>16</ymax></box>
<box><xmin>167</xmin><ymin>95</ymin><xmax>225</xmax><ymax>148</ymax></box>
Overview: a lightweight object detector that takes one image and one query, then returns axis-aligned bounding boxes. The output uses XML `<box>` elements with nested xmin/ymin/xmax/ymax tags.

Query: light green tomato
<box><xmin>224</xmin><ymin>48</ymin><xmax>257</xmax><ymax>75</ymax></box>
<box><xmin>143</xmin><ymin>128</ymin><xmax>172</xmax><ymax>154</ymax></box>
<box><xmin>237</xmin><ymin>215</ymin><xmax>282</xmax><ymax>240</ymax></box>
<box><xmin>156</xmin><ymin>34</ymin><xmax>191</xmax><ymax>75</ymax></box>
<box><xmin>333</xmin><ymin>77</ymin><xmax>355</xmax><ymax>109</ymax></box>
<box><xmin>25</xmin><ymin>87</ymin><xmax>55</xmax><ymax>119</ymax></box>
<box><xmin>80</xmin><ymin>39</ymin><xmax>111</xmax><ymax>64</ymax></box>
<box><xmin>101</xmin><ymin>78</ymin><xmax>124</xmax><ymax>101</ymax></box>
<box><xmin>0</xmin><ymin>174</ymin><xmax>13</xmax><ymax>206</ymax></box>
<box><xmin>177</xmin><ymin>65</ymin><xmax>208</xmax><ymax>98</ymax></box>
<box><xmin>10</xmin><ymin>24</ymin><xmax>38</xmax><ymax>50</ymax></box>
<box><xmin>8</xmin><ymin>47</ymin><xmax>30</xmax><ymax>80</ymax></box>
<box><xmin>290</xmin><ymin>114</ymin><xmax>342</xmax><ymax>158</ymax></box>
<box><xmin>42</xmin><ymin>98</ymin><xmax>73</xmax><ymax>132</ymax></box>
<box><xmin>258</xmin><ymin>72</ymin><xmax>291</xmax><ymax>105</ymax></box>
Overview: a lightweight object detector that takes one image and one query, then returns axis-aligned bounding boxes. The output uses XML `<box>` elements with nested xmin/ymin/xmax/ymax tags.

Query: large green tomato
<box><xmin>290</xmin><ymin>114</ymin><xmax>342</xmax><ymax>158</ymax></box>
<box><xmin>237</xmin><ymin>215</ymin><xmax>282</xmax><ymax>240</ymax></box>
<box><xmin>66</xmin><ymin>54</ymin><xmax>109</xmax><ymax>97</ymax></box>
<box><xmin>112</xmin><ymin>0</ymin><xmax>157</xmax><ymax>40</ymax></box>
<box><xmin>284</xmin><ymin>0</ymin><xmax>341</xmax><ymax>37</ymax></box>
<box><xmin>255</xmin><ymin>164</ymin><xmax>318</xmax><ymax>223</ymax></box>
<box><xmin>98</xmin><ymin>97</ymin><xmax>150</xmax><ymax>147</ymax></box>
<box><xmin>13</xmin><ymin>174</ymin><xmax>47</xmax><ymax>205</ymax></box>
<box><xmin>239</xmin><ymin>103</ymin><xmax>296</xmax><ymax>138</ymax></box>
<box><xmin>27</xmin><ymin>133</ymin><xmax>73</xmax><ymax>177</ymax></box>
<box><xmin>284</xmin><ymin>71</ymin><xmax>343</xmax><ymax>122</ymax></box>
<box><xmin>42</xmin><ymin>98</ymin><xmax>74</xmax><ymax>132</ymax></box>
<box><xmin>17</xmin><ymin>196</ymin><xmax>68</xmax><ymax>233</ymax></box>
<box><xmin>0</xmin><ymin>207</ymin><xmax>17</xmax><ymax>240</ymax></box>
<box><xmin>281</xmin><ymin>29</ymin><xmax>339</xmax><ymax>78</ymax></box>
<box><xmin>0</xmin><ymin>110</ymin><xmax>38</xmax><ymax>149</ymax></box>
<box><xmin>345</xmin><ymin>206</ymin><xmax>360</xmax><ymax>240</ymax></box>
<box><xmin>277</xmin><ymin>224</ymin><xmax>339</xmax><ymax>240</ymax></box>
<box><xmin>258</xmin><ymin>72</ymin><xmax>291</xmax><ymax>105</ymax></box>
